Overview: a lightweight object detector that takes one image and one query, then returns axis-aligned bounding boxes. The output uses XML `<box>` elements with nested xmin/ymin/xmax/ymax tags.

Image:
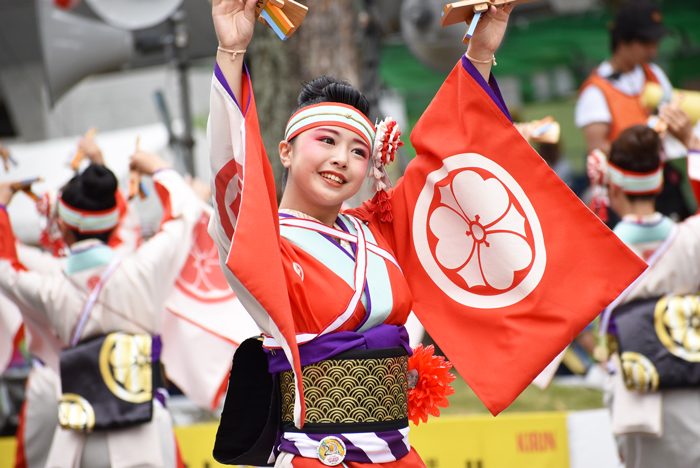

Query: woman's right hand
<box><xmin>212</xmin><ymin>0</ymin><xmax>258</xmax><ymax>50</ymax></box>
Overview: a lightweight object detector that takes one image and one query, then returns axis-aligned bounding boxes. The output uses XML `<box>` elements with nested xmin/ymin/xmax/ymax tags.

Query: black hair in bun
<box><xmin>294</xmin><ymin>76</ymin><xmax>370</xmax><ymax>118</ymax></box>
<box><xmin>61</xmin><ymin>163</ymin><xmax>118</xmax><ymax>212</ymax></box>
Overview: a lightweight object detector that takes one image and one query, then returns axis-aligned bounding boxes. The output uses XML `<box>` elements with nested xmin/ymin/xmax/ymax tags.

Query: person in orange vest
<box><xmin>575</xmin><ymin>1</ymin><xmax>671</xmax><ymax>155</ymax></box>
<box><xmin>577</xmin><ymin>1</ymin><xmax>694</xmax><ymax>222</ymax></box>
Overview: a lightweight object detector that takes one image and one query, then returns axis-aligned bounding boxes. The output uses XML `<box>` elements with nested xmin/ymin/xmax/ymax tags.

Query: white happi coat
<box><xmin>8</xmin><ymin>225</ymin><xmax>142</xmax><ymax>468</ymax></box>
<box><xmin>610</xmin><ymin>212</ymin><xmax>700</xmax><ymax>468</ymax></box>
<box><xmin>0</xmin><ymin>169</ymin><xmax>203</xmax><ymax>468</ymax></box>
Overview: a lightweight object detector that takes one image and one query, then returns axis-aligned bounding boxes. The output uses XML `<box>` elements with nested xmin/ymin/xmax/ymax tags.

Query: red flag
<box><xmin>380</xmin><ymin>58</ymin><xmax>647</xmax><ymax>415</ymax></box>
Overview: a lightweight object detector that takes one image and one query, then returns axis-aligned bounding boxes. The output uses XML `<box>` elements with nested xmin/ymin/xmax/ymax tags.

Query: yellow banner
<box><xmin>410</xmin><ymin>412</ymin><xmax>570</xmax><ymax>468</ymax></box>
<box><xmin>0</xmin><ymin>437</ymin><xmax>16</xmax><ymax>467</ymax></box>
<box><xmin>175</xmin><ymin>413</ymin><xmax>569</xmax><ymax>468</ymax></box>
<box><xmin>0</xmin><ymin>412</ymin><xmax>570</xmax><ymax>468</ymax></box>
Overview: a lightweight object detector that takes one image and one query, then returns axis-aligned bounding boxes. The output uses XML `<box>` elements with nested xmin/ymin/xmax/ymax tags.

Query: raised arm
<box><xmin>661</xmin><ymin>105</ymin><xmax>700</xmax><ymax>208</ymax></box>
<box><xmin>207</xmin><ymin>0</ymin><xmax>281</xmax><ymax>278</ymax></box>
<box><xmin>349</xmin><ymin>3</ymin><xmax>516</xmax><ymax>252</ymax></box>
<box><xmin>466</xmin><ymin>4</ymin><xmax>514</xmax><ymax>82</ymax></box>
<box><xmin>213</xmin><ymin>0</ymin><xmax>257</xmax><ymax>104</ymax></box>
<box><xmin>0</xmin><ymin>184</ymin><xmax>73</xmax><ymax>334</ymax></box>
<box><xmin>113</xmin><ymin>150</ymin><xmax>203</xmax><ymax>331</ymax></box>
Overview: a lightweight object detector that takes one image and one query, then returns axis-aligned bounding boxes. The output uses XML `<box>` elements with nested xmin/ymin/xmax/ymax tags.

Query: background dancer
<box><xmin>0</xmin><ymin>151</ymin><xmax>202</xmax><ymax>468</ymax></box>
<box><xmin>589</xmin><ymin>105</ymin><xmax>700</xmax><ymax>468</ymax></box>
<box><xmin>576</xmin><ymin>1</ymin><xmax>671</xmax><ymax>155</ymax></box>
<box><xmin>9</xmin><ymin>134</ymin><xmax>142</xmax><ymax>468</ymax></box>
<box><xmin>576</xmin><ymin>1</ymin><xmax>690</xmax><ymax>222</ymax></box>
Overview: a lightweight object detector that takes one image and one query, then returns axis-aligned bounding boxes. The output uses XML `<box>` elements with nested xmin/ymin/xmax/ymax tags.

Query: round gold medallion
<box><xmin>620</xmin><ymin>351</ymin><xmax>659</xmax><ymax>393</ymax></box>
<box><xmin>654</xmin><ymin>295</ymin><xmax>700</xmax><ymax>362</ymax></box>
<box><xmin>58</xmin><ymin>393</ymin><xmax>96</xmax><ymax>432</ymax></box>
<box><xmin>99</xmin><ymin>332</ymin><xmax>153</xmax><ymax>403</ymax></box>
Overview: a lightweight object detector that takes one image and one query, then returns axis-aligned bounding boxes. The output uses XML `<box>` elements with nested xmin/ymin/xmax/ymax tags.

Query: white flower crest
<box><xmin>428</xmin><ymin>170</ymin><xmax>533</xmax><ymax>291</ymax></box>
<box><xmin>664</xmin><ymin>297</ymin><xmax>700</xmax><ymax>353</ymax></box>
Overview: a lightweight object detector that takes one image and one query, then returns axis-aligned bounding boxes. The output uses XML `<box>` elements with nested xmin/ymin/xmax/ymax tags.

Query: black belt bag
<box><xmin>58</xmin><ymin>332</ymin><xmax>162</xmax><ymax>433</ymax></box>
<box><xmin>614</xmin><ymin>294</ymin><xmax>700</xmax><ymax>392</ymax></box>
<box><xmin>214</xmin><ymin>337</ymin><xmax>279</xmax><ymax>467</ymax></box>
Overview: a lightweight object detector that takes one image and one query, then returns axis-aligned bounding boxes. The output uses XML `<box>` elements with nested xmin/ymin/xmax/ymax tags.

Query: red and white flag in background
<box><xmin>162</xmin><ymin>207</ymin><xmax>259</xmax><ymax>410</ymax></box>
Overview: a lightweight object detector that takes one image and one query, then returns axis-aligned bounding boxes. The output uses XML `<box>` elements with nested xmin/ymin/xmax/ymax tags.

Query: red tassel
<box><xmin>588</xmin><ymin>197</ymin><xmax>609</xmax><ymax>223</ymax></box>
<box><xmin>369</xmin><ymin>190</ymin><xmax>393</xmax><ymax>223</ymax></box>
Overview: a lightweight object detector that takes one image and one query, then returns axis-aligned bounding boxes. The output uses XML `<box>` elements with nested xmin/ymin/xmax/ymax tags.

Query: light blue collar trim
<box><xmin>64</xmin><ymin>242</ymin><xmax>115</xmax><ymax>275</ymax></box>
<box><xmin>613</xmin><ymin>214</ymin><xmax>675</xmax><ymax>245</ymax></box>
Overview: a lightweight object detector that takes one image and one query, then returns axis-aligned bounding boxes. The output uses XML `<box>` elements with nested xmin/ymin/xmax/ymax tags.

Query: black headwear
<box><xmin>612</xmin><ymin>1</ymin><xmax>667</xmax><ymax>42</ymax></box>
<box><xmin>61</xmin><ymin>164</ymin><xmax>118</xmax><ymax>212</ymax></box>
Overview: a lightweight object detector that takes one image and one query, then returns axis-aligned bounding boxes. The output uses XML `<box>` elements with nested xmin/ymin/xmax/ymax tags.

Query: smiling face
<box><xmin>279</xmin><ymin>125</ymin><xmax>371</xmax><ymax>224</ymax></box>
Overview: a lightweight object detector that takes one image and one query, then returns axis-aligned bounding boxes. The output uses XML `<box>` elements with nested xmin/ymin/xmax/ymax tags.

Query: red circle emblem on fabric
<box><xmin>175</xmin><ymin>213</ymin><xmax>235</xmax><ymax>303</ymax></box>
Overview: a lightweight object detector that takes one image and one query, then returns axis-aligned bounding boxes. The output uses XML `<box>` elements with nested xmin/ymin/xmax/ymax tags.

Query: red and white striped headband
<box><xmin>57</xmin><ymin>198</ymin><xmax>119</xmax><ymax>234</ymax></box>
<box><xmin>284</xmin><ymin>103</ymin><xmax>376</xmax><ymax>149</ymax></box>
<box><xmin>607</xmin><ymin>162</ymin><xmax>664</xmax><ymax>195</ymax></box>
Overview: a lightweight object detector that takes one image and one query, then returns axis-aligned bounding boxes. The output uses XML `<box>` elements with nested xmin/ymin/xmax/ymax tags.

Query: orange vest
<box><xmin>580</xmin><ymin>63</ymin><xmax>660</xmax><ymax>143</ymax></box>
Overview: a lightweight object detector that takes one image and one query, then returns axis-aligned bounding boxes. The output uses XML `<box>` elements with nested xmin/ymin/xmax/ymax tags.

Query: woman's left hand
<box><xmin>130</xmin><ymin>150</ymin><xmax>170</xmax><ymax>176</ymax></box>
<box><xmin>467</xmin><ymin>4</ymin><xmax>514</xmax><ymax>62</ymax></box>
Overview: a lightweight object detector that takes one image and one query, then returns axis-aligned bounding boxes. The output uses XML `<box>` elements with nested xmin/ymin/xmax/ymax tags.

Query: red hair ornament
<box><xmin>368</xmin><ymin>118</ymin><xmax>403</xmax><ymax>223</ymax></box>
<box><xmin>407</xmin><ymin>344</ymin><xmax>456</xmax><ymax>425</ymax></box>
<box><xmin>36</xmin><ymin>190</ymin><xmax>69</xmax><ymax>257</ymax></box>
<box><xmin>586</xmin><ymin>149</ymin><xmax>610</xmax><ymax>222</ymax></box>
<box><xmin>54</xmin><ymin>0</ymin><xmax>82</xmax><ymax>9</ymax></box>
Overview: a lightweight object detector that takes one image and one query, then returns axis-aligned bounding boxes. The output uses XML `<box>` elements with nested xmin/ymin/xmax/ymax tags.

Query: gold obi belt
<box><xmin>280</xmin><ymin>347</ymin><xmax>409</xmax><ymax>433</ymax></box>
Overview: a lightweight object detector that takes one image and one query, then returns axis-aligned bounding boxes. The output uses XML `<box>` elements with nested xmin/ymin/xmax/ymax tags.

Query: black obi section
<box><xmin>280</xmin><ymin>347</ymin><xmax>409</xmax><ymax>434</ymax></box>
<box><xmin>59</xmin><ymin>332</ymin><xmax>160</xmax><ymax>432</ymax></box>
<box><xmin>615</xmin><ymin>295</ymin><xmax>700</xmax><ymax>391</ymax></box>
<box><xmin>214</xmin><ymin>337</ymin><xmax>279</xmax><ymax>467</ymax></box>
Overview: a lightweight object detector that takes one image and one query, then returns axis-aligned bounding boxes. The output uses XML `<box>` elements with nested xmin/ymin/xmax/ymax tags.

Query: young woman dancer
<box><xmin>208</xmin><ymin>1</ymin><xmax>645</xmax><ymax>467</ymax></box>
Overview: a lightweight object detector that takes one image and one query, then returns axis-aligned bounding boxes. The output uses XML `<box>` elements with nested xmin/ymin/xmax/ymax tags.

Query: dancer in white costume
<box><xmin>8</xmin><ymin>134</ymin><xmax>143</xmax><ymax>468</ymax></box>
<box><xmin>0</xmin><ymin>151</ymin><xmax>201</xmax><ymax>468</ymax></box>
<box><xmin>592</xmin><ymin>107</ymin><xmax>700</xmax><ymax>468</ymax></box>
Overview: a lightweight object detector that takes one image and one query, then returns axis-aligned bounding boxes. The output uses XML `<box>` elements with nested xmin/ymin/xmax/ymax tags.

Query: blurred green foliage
<box><xmin>380</xmin><ymin>1</ymin><xmax>700</xmax><ymax>169</ymax></box>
